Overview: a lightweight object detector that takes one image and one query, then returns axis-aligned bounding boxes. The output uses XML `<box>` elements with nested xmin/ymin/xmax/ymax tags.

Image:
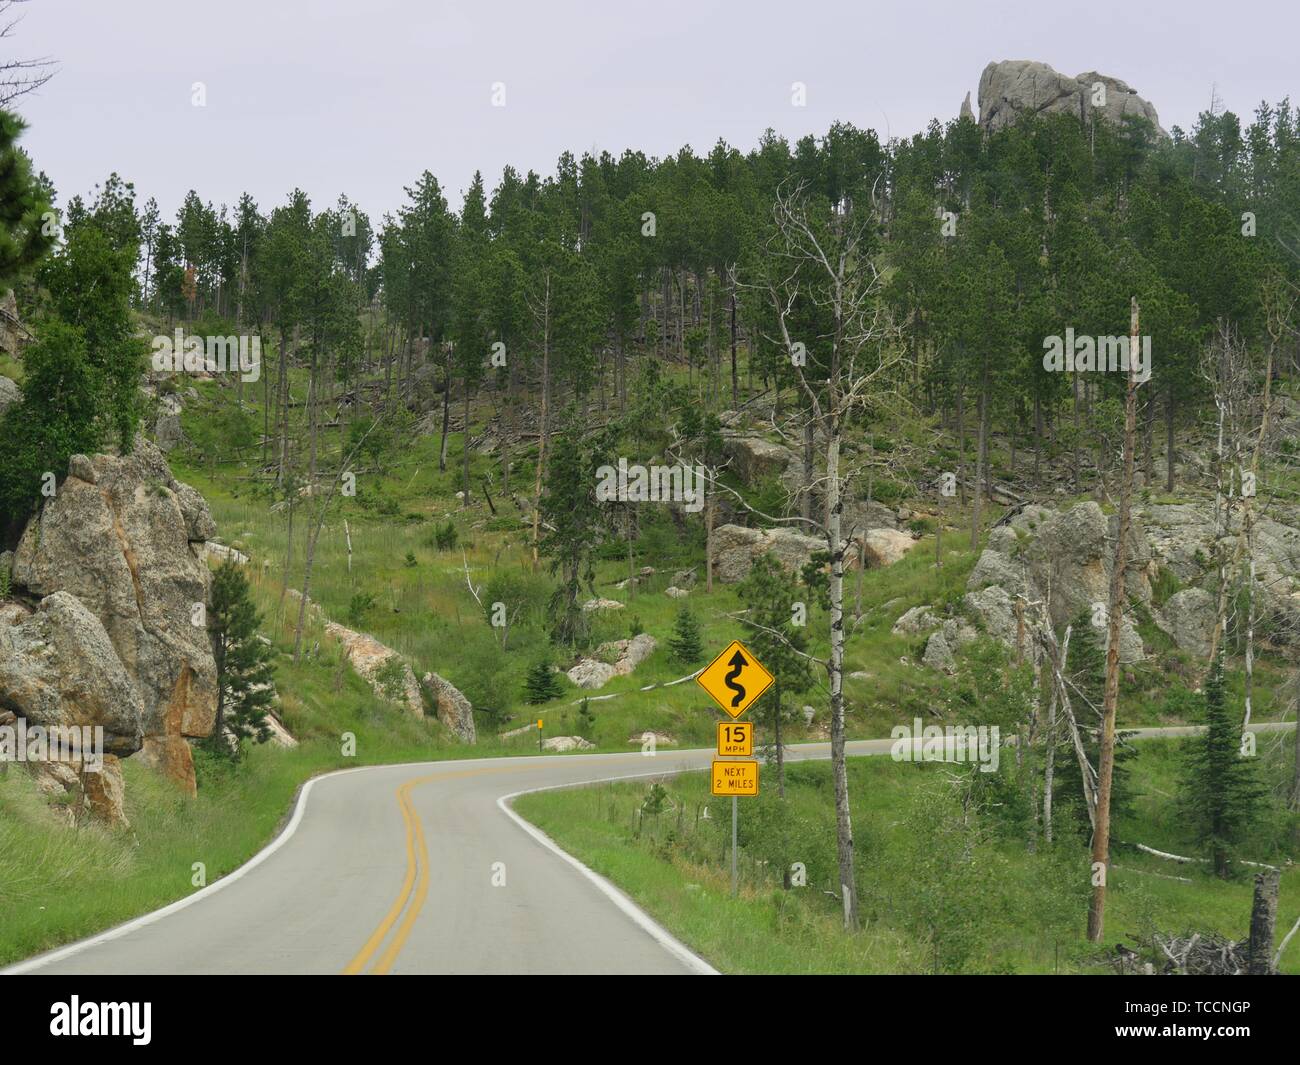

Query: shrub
<box><xmin>523</xmin><ymin>656</ymin><xmax>564</xmax><ymax>704</ymax></box>
<box><xmin>667</xmin><ymin>607</ymin><xmax>703</xmax><ymax>664</ymax></box>
<box><xmin>430</xmin><ymin>519</ymin><xmax>458</xmax><ymax>551</ymax></box>
<box><xmin>346</xmin><ymin>592</ymin><xmax>376</xmax><ymax>626</ymax></box>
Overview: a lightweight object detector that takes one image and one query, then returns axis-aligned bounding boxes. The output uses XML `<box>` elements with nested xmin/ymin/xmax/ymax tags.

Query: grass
<box><xmin>515</xmin><ymin>739</ymin><xmax>1300</xmax><ymax>975</ymax></box>
<box><xmin>6</xmin><ymin>342</ymin><xmax>1297</xmax><ymax>971</ymax></box>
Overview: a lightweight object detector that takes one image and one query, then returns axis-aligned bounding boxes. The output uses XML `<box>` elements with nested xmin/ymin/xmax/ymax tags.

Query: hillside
<box><xmin>1</xmin><ymin>47</ymin><xmax>1299</xmax><ymax>980</ymax></box>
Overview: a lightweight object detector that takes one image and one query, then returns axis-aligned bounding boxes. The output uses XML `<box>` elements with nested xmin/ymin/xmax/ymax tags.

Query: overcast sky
<box><xmin>12</xmin><ymin>0</ymin><xmax>1300</xmax><ymax>225</ymax></box>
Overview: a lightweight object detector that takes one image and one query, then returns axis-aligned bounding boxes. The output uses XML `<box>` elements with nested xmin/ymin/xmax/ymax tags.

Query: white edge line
<box><xmin>1</xmin><ymin>760</ymin><xmax>396</xmax><ymax>975</ymax></box>
<box><xmin>8</xmin><ymin>724</ymin><xmax>1281</xmax><ymax>974</ymax></box>
<box><xmin>497</xmin><ymin>769</ymin><xmax>720</xmax><ymax>977</ymax></box>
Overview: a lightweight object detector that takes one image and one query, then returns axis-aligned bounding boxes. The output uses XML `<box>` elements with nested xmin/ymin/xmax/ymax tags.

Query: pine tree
<box><xmin>208</xmin><ymin>560</ymin><xmax>275</xmax><ymax>759</ymax></box>
<box><xmin>0</xmin><ymin>320</ymin><xmax>100</xmax><ymax>522</ymax></box>
<box><xmin>1180</xmin><ymin>655</ymin><xmax>1265</xmax><ymax>877</ymax></box>
<box><xmin>41</xmin><ymin>217</ymin><xmax>144</xmax><ymax>450</ymax></box>
<box><xmin>667</xmin><ymin>607</ymin><xmax>703</xmax><ymax>664</ymax></box>
<box><xmin>523</xmin><ymin>656</ymin><xmax>563</xmax><ymax>704</ymax></box>
<box><xmin>0</xmin><ymin>108</ymin><xmax>54</xmax><ymax>289</ymax></box>
<box><xmin>737</xmin><ymin>555</ymin><xmax>814</xmax><ymax>797</ymax></box>
<box><xmin>539</xmin><ymin>412</ymin><xmax>610</xmax><ymax>646</ymax></box>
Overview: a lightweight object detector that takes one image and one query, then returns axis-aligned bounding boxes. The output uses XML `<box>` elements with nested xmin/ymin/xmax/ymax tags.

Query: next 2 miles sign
<box><xmin>711</xmin><ymin>759</ymin><xmax>759</xmax><ymax>796</ymax></box>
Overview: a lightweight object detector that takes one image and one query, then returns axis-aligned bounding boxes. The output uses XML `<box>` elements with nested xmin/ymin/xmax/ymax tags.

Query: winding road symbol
<box><xmin>696</xmin><ymin>640</ymin><xmax>774</xmax><ymax>718</ymax></box>
<box><xmin>724</xmin><ymin>650</ymin><xmax>747</xmax><ymax>707</ymax></box>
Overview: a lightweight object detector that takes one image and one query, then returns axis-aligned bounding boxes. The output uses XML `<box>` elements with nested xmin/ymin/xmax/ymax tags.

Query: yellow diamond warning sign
<box><xmin>711</xmin><ymin>759</ymin><xmax>759</xmax><ymax>796</ymax></box>
<box><xmin>696</xmin><ymin>640</ymin><xmax>774</xmax><ymax>718</ymax></box>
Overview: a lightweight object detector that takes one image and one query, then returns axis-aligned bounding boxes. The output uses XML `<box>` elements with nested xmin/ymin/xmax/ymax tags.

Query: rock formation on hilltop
<box><xmin>968</xmin><ymin>60</ymin><xmax>1168</xmax><ymax>139</ymax></box>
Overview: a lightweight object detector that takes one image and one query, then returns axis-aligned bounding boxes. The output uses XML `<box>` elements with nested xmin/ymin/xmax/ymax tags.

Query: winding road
<box><xmin>5</xmin><ymin>725</ymin><xmax>1293</xmax><ymax>976</ymax></box>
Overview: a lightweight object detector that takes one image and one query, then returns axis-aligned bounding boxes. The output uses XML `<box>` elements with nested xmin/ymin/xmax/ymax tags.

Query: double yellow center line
<box><xmin>341</xmin><ymin>766</ymin><xmax>516</xmax><ymax>975</ymax></box>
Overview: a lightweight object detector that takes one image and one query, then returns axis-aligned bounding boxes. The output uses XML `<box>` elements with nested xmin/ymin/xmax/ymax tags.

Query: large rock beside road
<box><xmin>12</xmin><ymin>438</ymin><xmax>219</xmax><ymax>794</ymax></box>
<box><xmin>324</xmin><ymin>620</ymin><xmax>423</xmax><ymax>716</ymax></box>
<box><xmin>542</xmin><ymin>735</ymin><xmax>596</xmax><ymax>752</ymax></box>
<box><xmin>0</xmin><ymin>593</ymin><xmax>145</xmax><ymax>757</ymax></box>
<box><xmin>422</xmin><ymin>671</ymin><xmax>476</xmax><ymax>743</ymax></box>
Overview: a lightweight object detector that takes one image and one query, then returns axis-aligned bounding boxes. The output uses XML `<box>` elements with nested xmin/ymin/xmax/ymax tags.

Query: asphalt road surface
<box><xmin>6</xmin><ymin>725</ymin><xmax>1293</xmax><ymax>976</ymax></box>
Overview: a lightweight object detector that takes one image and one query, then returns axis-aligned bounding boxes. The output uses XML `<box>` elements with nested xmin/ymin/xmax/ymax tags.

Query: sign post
<box><xmin>696</xmin><ymin>640</ymin><xmax>773</xmax><ymax>896</ymax></box>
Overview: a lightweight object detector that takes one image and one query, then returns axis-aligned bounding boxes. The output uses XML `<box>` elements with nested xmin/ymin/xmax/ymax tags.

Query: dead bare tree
<box><xmin>751</xmin><ymin>178</ymin><xmax>903</xmax><ymax>930</ymax></box>
<box><xmin>1201</xmin><ymin>321</ymin><xmax>1269</xmax><ymax>675</ymax></box>
<box><xmin>0</xmin><ymin>2</ymin><xmax>55</xmax><ymax>106</ymax></box>
<box><xmin>1087</xmin><ymin>297</ymin><xmax>1143</xmax><ymax>944</ymax></box>
<box><xmin>291</xmin><ymin>413</ymin><xmax>386</xmax><ymax>661</ymax></box>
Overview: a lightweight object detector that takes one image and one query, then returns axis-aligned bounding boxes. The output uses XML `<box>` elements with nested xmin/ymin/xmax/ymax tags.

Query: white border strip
<box><xmin>497</xmin><ymin>770</ymin><xmax>719</xmax><ymax>976</ymax></box>
<box><xmin>0</xmin><ymin>763</ymin><xmax>376</xmax><ymax>974</ymax></box>
<box><xmin>2</xmin><ymin>756</ymin><xmax>719</xmax><ymax>976</ymax></box>
<box><xmin>14</xmin><ymin>724</ymin><xmax>1280</xmax><ymax>975</ymax></box>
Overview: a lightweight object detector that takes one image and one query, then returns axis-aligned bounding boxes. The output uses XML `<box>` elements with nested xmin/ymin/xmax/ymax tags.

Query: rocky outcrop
<box><xmin>154</xmin><ymin>393</ymin><xmax>184</xmax><ymax>452</ymax></box>
<box><xmin>422</xmin><ymin>671</ymin><xmax>476</xmax><ymax>743</ymax></box>
<box><xmin>713</xmin><ymin>524</ymin><xmax>824</xmax><ymax>583</ymax></box>
<box><xmin>901</xmin><ymin>500</ymin><xmax>1157</xmax><ymax>673</ymax></box>
<box><xmin>0</xmin><ymin>593</ymin><xmax>145</xmax><ymax>756</ymax></box>
<box><xmin>943</xmin><ymin>495</ymin><xmax>1300</xmax><ymax>672</ymax></box>
<box><xmin>968</xmin><ymin>501</ymin><xmax>1152</xmax><ymax>636</ymax></box>
<box><xmin>323</xmin><ymin>620</ymin><xmax>423</xmax><ymax>716</ymax></box>
<box><xmin>858</xmin><ymin>528</ymin><xmax>917</xmax><ymax>568</ymax></box>
<box><xmin>11</xmin><ymin>439</ymin><xmax>219</xmax><ymax>795</ymax></box>
<box><xmin>567</xmin><ymin>633</ymin><xmax>657</xmax><ymax>690</ymax></box>
<box><xmin>973</xmin><ymin>60</ymin><xmax>1167</xmax><ymax>139</ymax></box>
<box><xmin>1155</xmin><ymin>587</ymin><xmax>1217</xmax><ymax>658</ymax></box>
<box><xmin>893</xmin><ymin>605</ymin><xmax>939</xmax><ymax>636</ymax></box>
<box><xmin>542</xmin><ymin>735</ymin><xmax>596</xmax><ymax>753</ymax></box>
<box><xmin>843</xmin><ymin>498</ymin><xmax>898</xmax><ymax>533</ymax></box>
<box><xmin>582</xmin><ymin>597</ymin><xmax>624</xmax><ymax>612</ymax></box>
<box><xmin>1142</xmin><ymin>504</ymin><xmax>1300</xmax><ymax>630</ymax></box>
<box><xmin>722</xmin><ymin>435</ymin><xmax>797</xmax><ymax>485</ymax></box>
<box><xmin>922</xmin><ymin>620</ymin><xmax>978</xmax><ymax>674</ymax></box>
<box><xmin>201</xmin><ymin>541</ymin><xmax>250</xmax><ymax>566</ymax></box>
<box><xmin>0</xmin><ymin>374</ymin><xmax>20</xmax><ymax>416</ymax></box>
